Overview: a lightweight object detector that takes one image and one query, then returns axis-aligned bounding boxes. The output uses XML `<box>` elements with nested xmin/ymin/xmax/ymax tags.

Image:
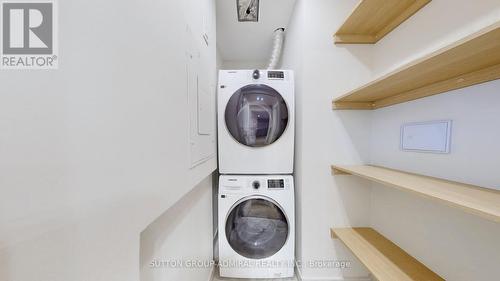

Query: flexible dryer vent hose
<box><xmin>267</xmin><ymin>28</ymin><xmax>285</xmax><ymax>69</ymax></box>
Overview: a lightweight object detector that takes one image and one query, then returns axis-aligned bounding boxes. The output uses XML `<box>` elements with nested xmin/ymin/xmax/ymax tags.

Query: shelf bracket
<box><xmin>331</xmin><ymin>166</ymin><xmax>351</xmax><ymax>175</ymax></box>
<box><xmin>330</xmin><ymin>228</ymin><xmax>339</xmax><ymax>239</ymax></box>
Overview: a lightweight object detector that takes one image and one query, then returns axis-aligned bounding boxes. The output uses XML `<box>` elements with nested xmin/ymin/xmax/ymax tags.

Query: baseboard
<box><xmin>295</xmin><ymin>266</ymin><xmax>372</xmax><ymax>281</ymax></box>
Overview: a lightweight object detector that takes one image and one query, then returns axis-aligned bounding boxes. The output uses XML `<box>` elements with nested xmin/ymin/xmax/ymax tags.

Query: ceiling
<box><xmin>216</xmin><ymin>0</ymin><xmax>297</xmax><ymax>63</ymax></box>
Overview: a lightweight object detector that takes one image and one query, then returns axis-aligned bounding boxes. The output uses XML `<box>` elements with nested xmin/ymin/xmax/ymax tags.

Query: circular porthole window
<box><xmin>225</xmin><ymin>197</ymin><xmax>289</xmax><ymax>259</ymax></box>
<box><xmin>225</xmin><ymin>85</ymin><xmax>289</xmax><ymax>147</ymax></box>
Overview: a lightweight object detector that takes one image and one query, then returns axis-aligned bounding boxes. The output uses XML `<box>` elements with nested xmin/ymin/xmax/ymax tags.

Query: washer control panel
<box><xmin>267</xmin><ymin>179</ymin><xmax>285</xmax><ymax>189</ymax></box>
<box><xmin>220</xmin><ymin>176</ymin><xmax>291</xmax><ymax>192</ymax></box>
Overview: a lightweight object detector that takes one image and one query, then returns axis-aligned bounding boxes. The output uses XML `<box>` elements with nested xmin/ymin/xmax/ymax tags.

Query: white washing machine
<box><xmin>218</xmin><ymin>175</ymin><xmax>295</xmax><ymax>279</ymax></box>
<box><xmin>217</xmin><ymin>70</ymin><xmax>295</xmax><ymax>174</ymax></box>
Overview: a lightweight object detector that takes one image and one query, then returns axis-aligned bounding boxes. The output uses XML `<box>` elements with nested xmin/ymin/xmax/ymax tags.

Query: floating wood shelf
<box><xmin>332</xmin><ymin>22</ymin><xmax>500</xmax><ymax>110</ymax></box>
<box><xmin>331</xmin><ymin>227</ymin><xmax>444</xmax><ymax>281</ymax></box>
<box><xmin>334</xmin><ymin>0</ymin><xmax>431</xmax><ymax>44</ymax></box>
<box><xmin>331</xmin><ymin>165</ymin><xmax>500</xmax><ymax>223</ymax></box>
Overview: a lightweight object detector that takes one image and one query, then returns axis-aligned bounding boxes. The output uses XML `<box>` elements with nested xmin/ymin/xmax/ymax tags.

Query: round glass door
<box><xmin>225</xmin><ymin>84</ymin><xmax>289</xmax><ymax>147</ymax></box>
<box><xmin>225</xmin><ymin>197</ymin><xmax>289</xmax><ymax>259</ymax></box>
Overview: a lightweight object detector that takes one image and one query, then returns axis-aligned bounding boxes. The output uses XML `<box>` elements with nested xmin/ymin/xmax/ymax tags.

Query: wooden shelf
<box><xmin>330</xmin><ymin>227</ymin><xmax>444</xmax><ymax>281</ymax></box>
<box><xmin>331</xmin><ymin>165</ymin><xmax>500</xmax><ymax>223</ymax></box>
<box><xmin>334</xmin><ymin>0</ymin><xmax>431</xmax><ymax>44</ymax></box>
<box><xmin>332</xmin><ymin>21</ymin><xmax>500</xmax><ymax>110</ymax></box>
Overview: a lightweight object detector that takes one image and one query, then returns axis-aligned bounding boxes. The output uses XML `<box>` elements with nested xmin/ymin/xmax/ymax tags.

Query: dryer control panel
<box><xmin>268</xmin><ymin>71</ymin><xmax>285</xmax><ymax>79</ymax></box>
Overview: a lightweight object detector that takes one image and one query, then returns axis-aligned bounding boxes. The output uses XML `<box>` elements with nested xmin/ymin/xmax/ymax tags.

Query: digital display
<box><xmin>268</xmin><ymin>179</ymin><xmax>284</xmax><ymax>189</ymax></box>
<box><xmin>268</xmin><ymin>71</ymin><xmax>284</xmax><ymax>79</ymax></box>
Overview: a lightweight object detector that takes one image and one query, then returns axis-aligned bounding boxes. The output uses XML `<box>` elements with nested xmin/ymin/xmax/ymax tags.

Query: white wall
<box><xmin>140</xmin><ymin>175</ymin><xmax>214</xmax><ymax>281</ymax></box>
<box><xmin>370</xmin><ymin>82</ymin><xmax>500</xmax><ymax>281</ymax></box>
<box><xmin>282</xmin><ymin>1</ymin><xmax>374</xmax><ymax>280</ymax></box>
<box><xmin>220</xmin><ymin>60</ymin><xmax>267</xmax><ymax>70</ymax></box>
<box><xmin>281</xmin><ymin>0</ymin><xmax>305</xmax><ymax>272</ymax></box>
<box><xmin>0</xmin><ymin>0</ymin><xmax>217</xmax><ymax>280</ymax></box>
<box><xmin>371</xmin><ymin>0</ymin><xmax>500</xmax><ymax>76</ymax></box>
<box><xmin>367</xmin><ymin>1</ymin><xmax>500</xmax><ymax>280</ymax></box>
<box><xmin>283</xmin><ymin>0</ymin><xmax>500</xmax><ymax>280</ymax></box>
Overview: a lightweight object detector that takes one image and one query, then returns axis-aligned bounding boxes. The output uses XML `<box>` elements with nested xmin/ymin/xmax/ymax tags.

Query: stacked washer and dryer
<box><xmin>217</xmin><ymin>69</ymin><xmax>295</xmax><ymax>279</ymax></box>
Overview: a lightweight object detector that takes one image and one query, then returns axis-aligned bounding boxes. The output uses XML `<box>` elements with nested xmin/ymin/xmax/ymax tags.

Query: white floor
<box><xmin>211</xmin><ymin>270</ymin><xmax>298</xmax><ymax>281</ymax></box>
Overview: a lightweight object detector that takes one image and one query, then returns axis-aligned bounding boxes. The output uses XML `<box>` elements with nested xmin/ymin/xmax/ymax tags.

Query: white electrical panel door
<box><xmin>401</xmin><ymin>120</ymin><xmax>452</xmax><ymax>153</ymax></box>
<box><xmin>186</xmin><ymin>26</ymin><xmax>216</xmax><ymax>167</ymax></box>
<box><xmin>197</xmin><ymin>87</ymin><xmax>213</xmax><ymax>135</ymax></box>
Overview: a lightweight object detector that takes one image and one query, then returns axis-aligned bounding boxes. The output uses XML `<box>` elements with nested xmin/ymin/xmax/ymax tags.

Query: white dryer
<box><xmin>217</xmin><ymin>70</ymin><xmax>294</xmax><ymax>174</ymax></box>
<box><xmin>218</xmin><ymin>175</ymin><xmax>295</xmax><ymax>279</ymax></box>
